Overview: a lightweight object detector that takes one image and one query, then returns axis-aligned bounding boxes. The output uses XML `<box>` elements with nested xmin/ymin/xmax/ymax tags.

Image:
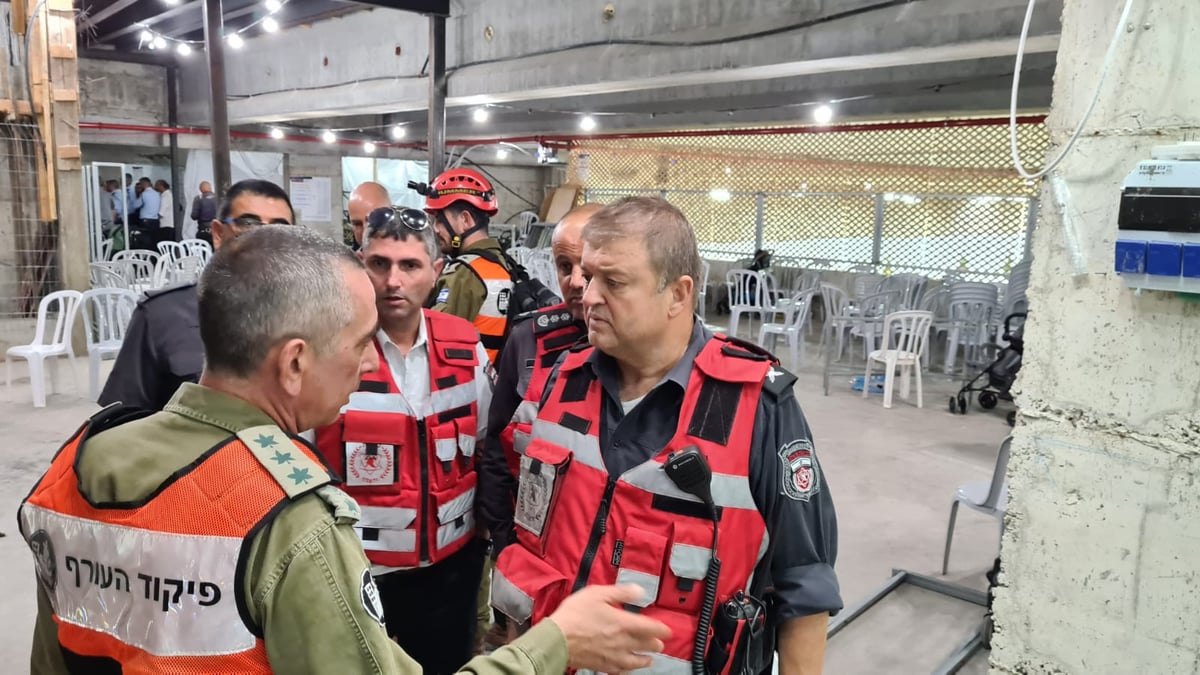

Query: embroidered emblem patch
<box><xmin>360</xmin><ymin>569</ymin><xmax>385</xmax><ymax>626</ymax></box>
<box><xmin>778</xmin><ymin>439</ymin><xmax>820</xmax><ymax>502</ymax></box>
<box><xmin>436</xmin><ymin>288</ymin><xmax>450</xmax><ymax>304</ymax></box>
<box><xmin>345</xmin><ymin>443</ymin><xmax>396</xmax><ymax>487</ymax></box>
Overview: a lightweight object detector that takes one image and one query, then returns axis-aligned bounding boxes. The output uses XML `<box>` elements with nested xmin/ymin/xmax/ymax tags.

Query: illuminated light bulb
<box><xmin>496</xmin><ymin>147</ymin><xmax>509</xmax><ymax>160</ymax></box>
<box><xmin>472</xmin><ymin>107</ymin><xmax>490</xmax><ymax>123</ymax></box>
<box><xmin>813</xmin><ymin>104</ymin><xmax>834</xmax><ymax>125</ymax></box>
<box><xmin>322</xmin><ymin>130</ymin><xmax>336</xmax><ymax>144</ymax></box>
<box><xmin>227</xmin><ymin>33</ymin><xmax>244</xmax><ymax>49</ymax></box>
<box><xmin>579</xmin><ymin>115</ymin><xmax>597</xmax><ymax>131</ymax></box>
<box><xmin>266</xmin><ymin>0</ymin><xmax>283</xmax><ymax>11</ymax></box>
<box><xmin>176</xmin><ymin>43</ymin><xmax>192</xmax><ymax>56</ymax></box>
<box><xmin>141</xmin><ymin>30</ymin><xmax>153</xmax><ymax>42</ymax></box>
<box><xmin>153</xmin><ymin>36</ymin><xmax>167</xmax><ymax>49</ymax></box>
<box><xmin>262</xmin><ymin>16</ymin><xmax>279</xmax><ymax>33</ymax></box>
<box><xmin>391</xmin><ymin>125</ymin><xmax>406</xmax><ymax>140</ymax></box>
<box><xmin>270</xmin><ymin>127</ymin><xmax>285</xmax><ymax>140</ymax></box>
<box><xmin>709</xmin><ymin>189</ymin><xmax>732</xmax><ymax>202</ymax></box>
<box><xmin>363</xmin><ymin>141</ymin><xmax>377</xmax><ymax>154</ymax></box>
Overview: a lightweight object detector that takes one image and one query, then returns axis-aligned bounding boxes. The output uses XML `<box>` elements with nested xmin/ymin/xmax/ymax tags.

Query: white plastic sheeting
<box><xmin>181</xmin><ymin>150</ymin><xmax>285</xmax><ymax>238</ymax></box>
<box><xmin>341</xmin><ymin>157</ymin><xmax>429</xmax><ymax>211</ymax></box>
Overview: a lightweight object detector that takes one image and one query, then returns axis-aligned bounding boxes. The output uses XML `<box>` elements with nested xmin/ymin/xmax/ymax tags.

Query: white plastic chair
<box><xmin>725</xmin><ymin>269</ymin><xmax>769</xmax><ymax>339</ymax></box>
<box><xmin>153</xmin><ymin>255</ymin><xmax>204</xmax><ymax>288</ymax></box>
<box><xmin>943</xmin><ymin>436</ymin><xmax>1012</xmax><ymax>574</ymax></box>
<box><xmin>862</xmin><ymin>310</ymin><xmax>934</xmax><ymax>409</ymax></box>
<box><xmin>5</xmin><ymin>290</ymin><xmax>83</xmax><ymax>407</ymax></box>
<box><xmin>157</xmin><ymin>240</ymin><xmax>187</xmax><ymax>261</ymax></box>
<box><xmin>697</xmin><ymin>259</ymin><xmax>712</xmax><ymax>319</ymax></box>
<box><xmin>180</xmin><ymin>238</ymin><xmax>213</xmax><ymax>265</ymax></box>
<box><xmin>758</xmin><ymin>289</ymin><xmax>816</xmax><ymax>368</ymax></box>
<box><xmin>506</xmin><ymin>246</ymin><xmax>533</xmax><ymax>266</ymax></box>
<box><xmin>852</xmin><ymin>272</ymin><xmax>885</xmax><ymax>300</ymax></box>
<box><xmin>512</xmin><ymin>211</ymin><xmax>539</xmax><ymax>246</ymax></box>
<box><xmin>943</xmin><ymin>282</ymin><xmax>1000</xmax><ymax>374</ymax></box>
<box><xmin>80</xmin><ymin>288</ymin><xmax>139</xmax><ymax>401</ymax></box>
<box><xmin>100</xmin><ymin>238</ymin><xmax>113</xmax><ymax>262</ymax></box>
<box><xmin>89</xmin><ymin>262</ymin><xmax>127</xmax><ymax>289</ymax></box>
<box><xmin>113</xmin><ymin>249</ymin><xmax>161</xmax><ymax>267</ymax></box>
<box><xmin>819</xmin><ymin>283</ymin><xmax>855</xmax><ymax>362</ymax></box>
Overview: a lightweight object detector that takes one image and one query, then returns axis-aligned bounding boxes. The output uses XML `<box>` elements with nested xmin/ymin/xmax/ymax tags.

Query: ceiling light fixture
<box><xmin>363</xmin><ymin>141</ymin><xmax>377</xmax><ymax>154</ymax></box>
<box><xmin>472</xmin><ymin>107</ymin><xmax>490</xmax><ymax>123</ymax></box>
<box><xmin>265</xmin><ymin>0</ymin><xmax>283</xmax><ymax>11</ymax></box>
<box><xmin>579</xmin><ymin>115</ymin><xmax>597</xmax><ymax>132</ymax></box>
<box><xmin>390</xmin><ymin>125</ymin><xmax>406</xmax><ymax>140</ymax></box>
<box><xmin>496</xmin><ymin>147</ymin><xmax>509</xmax><ymax>160</ymax></box>
<box><xmin>269</xmin><ymin>127</ymin><xmax>285</xmax><ymax>140</ymax></box>
<box><xmin>322</xmin><ymin>130</ymin><xmax>336</xmax><ymax>144</ymax></box>
<box><xmin>140</xmin><ymin>30</ymin><xmax>153</xmax><ymax>43</ymax></box>
<box><xmin>709</xmin><ymin>188</ymin><xmax>732</xmax><ymax>202</ymax></box>
<box><xmin>813</xmin><ymin>104</ymin><xmax>834</xmax><ymax>125</ymax></box>
<box><xmin>176</xmin><ymin>43</ymin><xmax>192</xmax><ymax>56</ymax></box>
<box><xmin>227</xmin><ymin>33</ymin><xmax>244</xmax><ymax>49</ymax></box>
<box><xmin>153</xmin><ymin>36</ymin><xmax>167</xmax><ymax>50</ymax></box>
<box><xmin>262</xmin><ymin>16</ymin><xmax>280</xmax><ymax>33</ymax></box>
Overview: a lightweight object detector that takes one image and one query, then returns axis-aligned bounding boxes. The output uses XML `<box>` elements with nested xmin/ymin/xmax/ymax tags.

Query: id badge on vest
<box><xmin>514</xmin><ymin>456</ymin><xmax>556</xmax><ymax>537</ymax></box>
<box><xmin>345</xmin><ymin>442</ymin><xmax>397</xmax><ymax>487</ymax></box>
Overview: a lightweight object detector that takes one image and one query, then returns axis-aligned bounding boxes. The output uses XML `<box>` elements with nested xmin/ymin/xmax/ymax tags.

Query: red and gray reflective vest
<box><xmin>19</xmin><ymin>411</ymin><xmax>334</xmax><ymax>673</ymax></box>
<box><xmin>492</xmin><ymin>335</ymin><xmax>774</xmax><ymax>674</ymax></box>
<box><xmin>315</xmin><ymin>309</ymin><xmax>480</xmax><ymax>569</ymax></box>
<box><xmin>499</xmin><ymin>303</ymin><xmax>586</xmax><ymax>477</ymax></box>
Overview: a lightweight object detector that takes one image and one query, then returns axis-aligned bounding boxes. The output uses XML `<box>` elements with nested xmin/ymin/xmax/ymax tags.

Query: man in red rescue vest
<box><xmin>492</xmin><ymin>196</ymin><xmax>841</xmax><ymax>674</ymax></box>
<box><xmin>479</xmin><ymin>203</ymin><xmax>600</xmax><ymax>556</ymax></box>
<box><xmin>21</xmin><ymin>224</ymin><xmax>671</xmax><ymax>675</ymax></box>
<box><xmin>313</xmin><ymin>206</ymin><xmax>495</xmax><ymax>674</ymax></box>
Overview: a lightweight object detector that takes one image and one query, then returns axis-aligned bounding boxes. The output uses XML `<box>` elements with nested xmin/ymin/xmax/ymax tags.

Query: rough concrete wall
<box><xmin>284</xmin><ymin>154</ymin><xmax>342</xmax><ymax>240</ymax></box>
<box><xmin>991</xmin><ymin>1</ymin><xmax>1200</xmax><ymax>673</ymax></box>
<box><xmin>79</xmin><ymin>59</ymin><xmax>166</xmax><ymax>125</ymax></box>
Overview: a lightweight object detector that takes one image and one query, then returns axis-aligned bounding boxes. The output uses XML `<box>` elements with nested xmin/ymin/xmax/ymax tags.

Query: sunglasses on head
<box><xmin>221</xmin><ymin>215</ymin><xmax>293</xmax><ymax>228</ymax></box>
<box><xmin>367</xmin><ymin>206</ymin><xmax>430</xmax><ymax>232</ymax></box>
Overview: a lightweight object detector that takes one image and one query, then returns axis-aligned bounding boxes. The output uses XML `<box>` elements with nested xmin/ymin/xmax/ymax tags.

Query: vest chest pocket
<box><xmin>614</xmin><ymin>527</ymin><xmax>669</xmax><ymax>608</ymax></box>
<box><xmin>513</xmin><ymin>441</ymin><xmax>571</xmax><ymax>557</ymax></box>
<box><xmin>660</xmin><ymin>541</ymin><xmax>714</xmax><ymax>615</ymax></box>
<box><xmin>342</xmin><ymin>410</ymin><xmax>403</xmax><ymax>491</ymax></box>
<box><xmin>429</xmin><ymin>416</ymin><xmax>475</xmax><ymax>491</ymax></box>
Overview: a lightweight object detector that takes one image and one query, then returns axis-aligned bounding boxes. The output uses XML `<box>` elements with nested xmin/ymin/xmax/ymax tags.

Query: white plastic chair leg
<box><xmin>862</xmin><ymin>358</ymin><xmax>872</xmax><ymax>400</ymax></box>
<box><xmin>899</xmin><ymin>365</ymin><xmax>912</xmax><ymax>400</ymax></box>
<box><xmin>788</xmin><ymin>332</ymin><xmax>799</xmax><ymax>368</ymax></box>
<box><xmin>943</xmin><ymin>500</ymin><xmax>961</xmax><ymax>575</ymax></box>
<box><xmin>29</xmin><ymin>358</ymin><xmax>46</xmax><ymax>407</ymax></box>
<box><xmin>916</xmin><ymin>364</ymin><xmax>924</xmax><ymax>409</ymax></box>
<box><xmin>89</xmin><ymin>351</ymin><xmax>101</xmax><ymax>402</ymax></box>
<box><xmin>47</xmin><ymin>356</ymin><xmax>59</xmax><ymax>396</ymax></box>
<box><xmin>882</xmin><ymin>357</ymin><xmax>897</xmax><ymax>408</ymax></box>
<box><xmin>729</xmin><ymin>310</ymin><xmax>741</xmax><ymax>339</ymax></box>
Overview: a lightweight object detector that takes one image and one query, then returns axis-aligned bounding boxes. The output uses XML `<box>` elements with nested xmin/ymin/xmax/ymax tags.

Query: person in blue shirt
<box><xmin>135</xmin><ymin>178</ymin><xmax>160</xmax><ymax>250</ymax></box>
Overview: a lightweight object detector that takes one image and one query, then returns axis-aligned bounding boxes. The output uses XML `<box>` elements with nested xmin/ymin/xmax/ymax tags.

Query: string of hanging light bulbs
<box><xmin>138</xmin><ymin>0</ymin><xmax>287</xmax><ymax>55</ymax></box>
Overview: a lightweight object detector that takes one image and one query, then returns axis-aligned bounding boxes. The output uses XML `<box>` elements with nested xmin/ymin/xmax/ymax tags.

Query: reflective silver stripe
<box><xmin>437</xmin><ymin>512</ymin><xmax>474</xmax><ymax>551</ymax></box>
<box><xmin>622</xmin><ymin>461</ymin><xmax>757</xmax><ymax>511</ymax></box>
<box><xmin>531</xmin><ymin>419</ymin><xmax>604</xmax><ymax>471</ymax></box>
<box><xmin>491</xmin><ymin>566</ymin><xmax>533</xmax><ymax>624</ymax></box>
<box><xmin>342</xmin><ymin>391</ymin><xmax>414</xmax><ymax>416</ymax></box>
<box><xmin>746</xmin><ymin>532</ymin><xmax>771</xmax><ymax>590</ymax></box>
<box><xmin>511</xmin><ymin>399</ymin><xmax>539</xmax><ymax>425</ymax></box>
<box><xmin>358</xmin><ymin>505</ymin><xmax>417</xmax><ymax>530</ymax></box>
<box><xmin>513</xmin><ymin>429</ymin><xmax>532</xmax><ymax>456</ymax></box>
<box><xmin>437</xmin><ymin>486</ymin><xmax>476</xmax><ymax>524</ymax></box>
<box><xmin>20</xmin><ymin>504</ymin><xmax>254</xmax><ymax>657</ymax></box>
<box><xmin>431</xmin><ymin>381</ymin><xmax>476</xmax><ymax>416</ymax></box>
<box><xmin>458</xmin><ymin>433</ymin><xmax>476</xmax><ymax>458</ymax></box>
<box><xmin>668</xmin><ymin>543</ymin><xmax>711</xmax><ymax>580</ymax></box>
<box><xmin>358</xmin><ymin>528</ymin><xmax>416</xmax><ymax>553</ymax></box>
<box><xmin>581</xmin><ymin>653</ymin><xmax>692</xmax><ymax>675</ymax></box>
<box><xmin>614</xmin><ymin>568</ymin><xmax>659</xmax><ymax>607</ymax></box>
<box><xmin>479</xmin><ymin>278</ymin><xmax>513</xmax><ymax>319</ymax></box>
<box><xmin>435</xmin><ymin>438</ymin><xmax>458</xmax><ymax>463</ymax></box>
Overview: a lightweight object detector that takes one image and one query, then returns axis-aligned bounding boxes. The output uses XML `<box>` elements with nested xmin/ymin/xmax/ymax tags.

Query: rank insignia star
<box><xmin>766</xmin><ymin>367</ymin><xmax>782</xmax><ymax>383</ymax></box>
<box><xmin>271</xmin><ymin>450</ymin><xmax>294</xmax><ymax>465</ymax></box>
<box><xmin>288</xmin><ymin>467</ymin><xmax>313</xmax><ymax>485</ymax></box>
<box><xmin>255</xmin><ymin>434</ymin><xmax>279</xmax><ymax>448</ymax></box>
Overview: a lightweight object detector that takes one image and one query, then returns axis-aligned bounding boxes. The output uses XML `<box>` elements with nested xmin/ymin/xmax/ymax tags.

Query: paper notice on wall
<box><xmin>289</xmin><ymin>176</ymin><xmax>332</xmax><ymax>223</ymax></box>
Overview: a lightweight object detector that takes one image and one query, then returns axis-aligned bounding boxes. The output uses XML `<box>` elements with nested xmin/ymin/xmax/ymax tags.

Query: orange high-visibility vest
<box><xmin>492</xmin><ymin>336</ymin><xmax>773</xmax><ymax>674</ymax></box>
<box><xmin>457</xmin><ymin>252</ymin><xmax>513</xmax><ymax>363</ymax></box>
<box><xmin>314</xmin><ymin>310</ymin><xmax>480</xmax><ymax>569</ymax></box>
<box><xmin>19</xmin><ymin>414</ymin><xmax>334</xmax><ymax>674</ymax></box>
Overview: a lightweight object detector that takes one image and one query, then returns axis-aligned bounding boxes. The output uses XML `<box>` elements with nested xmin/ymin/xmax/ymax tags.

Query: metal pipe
<box><xmin>202</xmin><ymin>0</ymin><xmax>231</xmax><ymax>197</ymax></box>
<box><xmin>427</xmin><ymin>14</ymin><xmax>447</xmax><ymax>179</ymax></box>
<box><xmin>167</xmin><ymin>64</ymin><xmax>182</xmax><ymax>241</ymax></box>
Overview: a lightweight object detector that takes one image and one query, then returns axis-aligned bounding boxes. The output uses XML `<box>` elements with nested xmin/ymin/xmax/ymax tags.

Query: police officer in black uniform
<box><xmin>98</xmin><ymin>180</ymin><xmax>296</xmax><ymax>411</ymax></box>
<box><xmin>492</xmin><ymin>197</ymin><xmax>841</xmax><ymax>671</ymax></box>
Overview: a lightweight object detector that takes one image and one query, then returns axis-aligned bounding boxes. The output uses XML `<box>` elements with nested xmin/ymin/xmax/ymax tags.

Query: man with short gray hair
<box><xmin>494</xmin><ymin>196</ymin><xmax>840</xmax><ymax>675</ymax></box>
<box><xmin>23</xmin><ymin>224</ymin><xmax>672</xmax><ymax>675</ymax></box>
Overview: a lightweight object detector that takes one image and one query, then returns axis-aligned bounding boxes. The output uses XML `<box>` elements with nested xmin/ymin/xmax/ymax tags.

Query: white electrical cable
<box><xmin>1009</xmin><ymin>0</ymin><xmax>1137</xmax><ymax>180</ymax></box>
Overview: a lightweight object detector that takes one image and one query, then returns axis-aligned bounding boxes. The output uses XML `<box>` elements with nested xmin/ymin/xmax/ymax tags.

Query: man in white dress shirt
<box><xmin>312</xmin><ymin>206</ymin><xmax>494</xmax><ymax>675</ymax></box>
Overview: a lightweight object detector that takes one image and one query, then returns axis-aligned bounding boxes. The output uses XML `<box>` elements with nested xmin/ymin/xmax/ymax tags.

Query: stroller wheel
<box><xmin>1007</xmin><ymin>410</ymin><xmax>1017</xmax><ymax>427</ymax></box>
<box><xmin>979</xmin><ymin>391</ymin><xmax>999</xmax><ymax>410</ymax></box>
<box><xmin>957</xmin><ymin>395</ymin><xmax>968</xmax><ymax>414</ymax></box>
<box><xmin>948</xmin><ymin>396</ymin><xmax>958</xmax><ymax>414</ymax></box>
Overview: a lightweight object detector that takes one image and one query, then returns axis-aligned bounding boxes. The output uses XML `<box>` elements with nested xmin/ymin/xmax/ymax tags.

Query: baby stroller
<box><xmin>949</xmin><ymin>312</ymin><xmax>1027</xmax><ymax>426</ymax></box>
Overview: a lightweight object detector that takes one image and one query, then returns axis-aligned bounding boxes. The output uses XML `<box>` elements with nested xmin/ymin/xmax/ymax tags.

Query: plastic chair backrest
<box><xmin>948</xmin><ymin>282</ymin><xmax>1000</xmax><ymax>326</ymax></box>
<box><xmin>81</xmin><ymin>288</ymin><xmax>138</xmax><ymax>347</ymax></box>
<box><xmin>180</xmin><ymin>238</ymin><xmax>213</xmax><ymax>263</ymax></box>
<box><xmin>820</xmin><ymin>283</ymin><xmax>850</xmax><ymax>317</ymax></box>
<box><xmin>698</xmin><ymin>259</ymin><xmax>712</xmax><ymax>299</ymax></box>
<box><xmin>859</xmin><ymin>290</ymin><xmax>900</xmax><ymax>319</ymax></box>
<box><xmin>786</xmin><ymin>289</ymin><xmax>818</xmax><ymax>330</ymax></box>
<box><xmin>157</xmin><ymin>241</ymin><xmax>187</xmax><ymax>261</ymax></box>
<box><xmin>726</xmin><ymin>269</ymin><xmax>765</xmax><ymax>309</ymax></box>
<box><xmin>882</xmin><ymin>310</ymin><xmax>934</xmax><ymax>356</ymax></box>
<box><xmin>794</xmin><ymin>270</ymin><xmax>821</xmax><ymax>293</ymax></box>
<box><xmin>853</xmin><ymin>273</ymin><xmax>885</xmax><ymax>299</ymax></box>
<box><xmin>89</xmin><ymin>263</ymin><xmax>126</xmax><ymax>289</ymax></box>
<box><xmin>983</xmin><ymin>436</ymin><xmax>1013</xmax><ymax>509</ymax></box>
<box><xmin>32</xmin><ymin>290</ymin><xmax>83</xmax><ymax>348</ymax></box>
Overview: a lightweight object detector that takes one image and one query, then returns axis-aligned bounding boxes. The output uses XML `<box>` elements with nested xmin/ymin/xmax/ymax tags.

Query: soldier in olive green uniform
<box><xmin>26</xmin><ymin>226</ymin><xmax>669</xmax><ymax>675</ymax></box>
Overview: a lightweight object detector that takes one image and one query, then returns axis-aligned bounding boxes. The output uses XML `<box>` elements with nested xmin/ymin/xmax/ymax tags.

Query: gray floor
<box><xmin>0</xmin><ymin>322</ymin><xmax>1011</xmax><ymax>673</ymax></box>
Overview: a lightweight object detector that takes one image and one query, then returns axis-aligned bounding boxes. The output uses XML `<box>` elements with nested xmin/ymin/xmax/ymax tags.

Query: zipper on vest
<box><xmin>572</xmin><ymin>477</ymin><xmax>618</xmax><ymax>593</ymax></box>
<box><xmin>417</xmin><ymin>418</ymin><xmax>431</xmax><ymax>565</ymax></box>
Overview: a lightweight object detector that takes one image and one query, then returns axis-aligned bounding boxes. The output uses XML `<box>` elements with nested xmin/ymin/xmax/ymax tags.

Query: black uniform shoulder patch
<box><xmin>761</xmin><ymin>364</ymin><xmax>798</xmax><ymax>399</ymax></box>
<box><xmin>533</xmin><ymin>308</ymin><xmax>574</xmax><ymax>335</ymax></box>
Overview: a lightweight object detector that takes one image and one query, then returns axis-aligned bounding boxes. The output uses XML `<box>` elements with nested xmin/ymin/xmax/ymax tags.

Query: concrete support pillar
<box><xmin>992</xmin><ymin>1</ymin><xmax>1200</xmax><ymax>673</ymax></box>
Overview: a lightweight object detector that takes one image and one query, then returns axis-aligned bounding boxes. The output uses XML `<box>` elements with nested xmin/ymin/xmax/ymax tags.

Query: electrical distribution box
<box><xmin>1116</xmin><ymin>142</ymin><xmax>1200</xmax><ymax>291</ymax></box>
